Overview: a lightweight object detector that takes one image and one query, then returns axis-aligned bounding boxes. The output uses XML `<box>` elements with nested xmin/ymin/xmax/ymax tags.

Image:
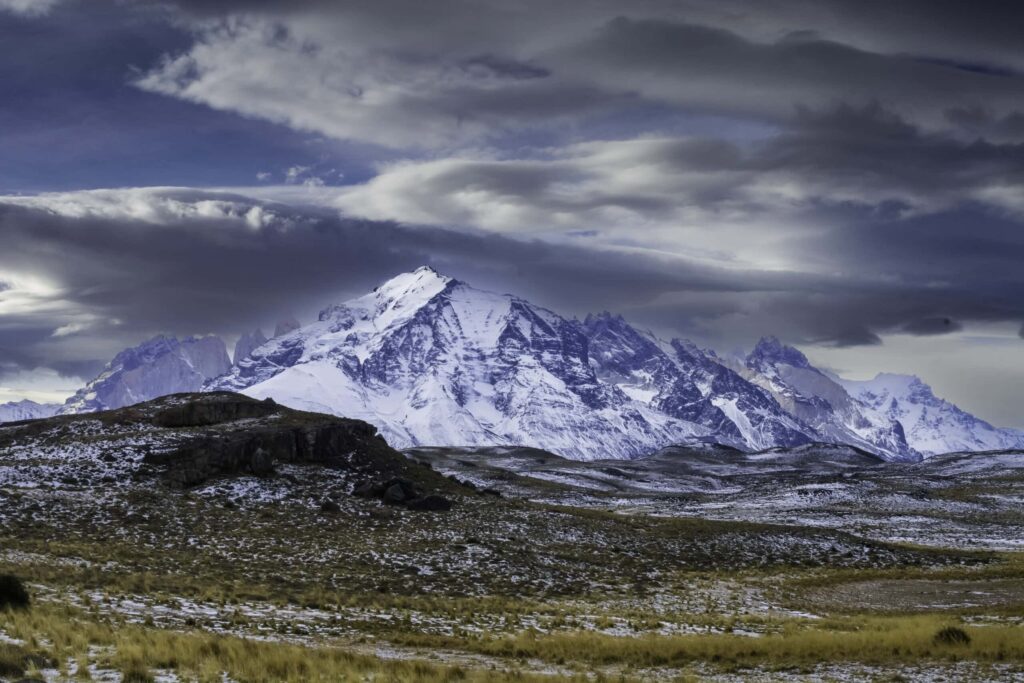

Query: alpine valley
<box><xmin>8</xmin><ymin>267</ymin><xmax>1020</xmax><ymax>462</ymax></box>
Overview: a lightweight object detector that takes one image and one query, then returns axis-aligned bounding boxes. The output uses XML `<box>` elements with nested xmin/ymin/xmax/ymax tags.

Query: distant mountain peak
<box><xmin>61</xmin><ymin>334</ymin><xmax>230</xmax><ymax>415</ymax></box>
<box><xmin>233</xmin><ymin>328</ymin><xmax>268</xmax><ymax>365</ymax></box>
<box><xmin>840</xmin><ymin>373</ymin><xmax>1024</xmax><ymax>456</ymax></box>
<box><xmin>748</xmin><ymin>336</ymin><xmax>811</xmax><ymax>369</ymax></box>
<box><xmin>0</xmin><ymin>399</ymin><xmax>61</xmax><ymax>424</ymax></box>
<box><xmin>274</xmin><ymin>316</ymin><xmax>301</xmax><ymax>338</ymax></box>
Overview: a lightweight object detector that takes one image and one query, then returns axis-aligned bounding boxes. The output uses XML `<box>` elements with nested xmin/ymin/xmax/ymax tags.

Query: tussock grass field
<box><xmin>2</xmin><ymin>401</ymin><xmax>1023</xmax><ymax>681</ymax></box>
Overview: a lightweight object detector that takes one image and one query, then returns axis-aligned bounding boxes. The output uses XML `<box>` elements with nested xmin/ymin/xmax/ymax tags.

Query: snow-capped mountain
<box><xmin>583</xmin><ymin>314</ymin><xmax>816</xmax><ymax>451</ymax></box>
<box><xmin>840</xmin><ymin>373</ymin><xmax>1024</xmax><ymax>456</ymax></box>
<box><xmin>47</xmin><ymin>267</ymin><xmax>1022</xmax><ymax>461</ymax></box>
<box><xmin>61</xmin><ymin>335</ymin><xmax>231</xmax><ymax>414</ymax></box>
<box><xmin>740</xmin><ymin>337</ymin><xmax>917</xmax><ymax>461</ymax></box>
<box><xmin>209</xmin><ymin>267</ymin><xmax>713</xmax><ymax>460</ymax></box>
<box><xmin>0</xmin><ymin>399</ymin><xmax>61</xmax><ymax>424</ymax></box>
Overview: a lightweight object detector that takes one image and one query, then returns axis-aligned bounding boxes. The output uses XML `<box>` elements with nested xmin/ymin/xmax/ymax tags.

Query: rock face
<box><xmin>0</xmin><ymin>399</ymin><xmax>60</xmax><ymax>424</ymax></box>
<box><xmin>351</xmin><ymin>475</ymin><xmax>453</xmax><ymax>511</ymax></box>
<box><xmin>147</xmin><ymin>417</ymin><xmax>386</xmax><ymax>488</ymax></box>
<box><xmin>61</xmin><ymin>335</ymin><xmax>231</xmax><ymax>415</ymax></box>
<box><xmin>58</xmin><ymin>392</ymin><xmax>456</xmax><ymax>499</ymax></box>
<box><xmin>740</xmin><ymin>337</ymin><xmax>917</xmax><ymax>461</ymax></box>
<box><xmin>841</xmin><ymin>373</ymin><xmax>1024</xmax><ymax>457</ymax></box>
<box><xmin>274</xmin><ymin>317</ymin><xmax>301</xmax><ymax>338</ymax></box>
<box><xmin>233</xmin><ymin>329</ymin><xmax>268</xmax><ymax>365</ymax></box>
<box><xmin>142</xmin><ymin>394</ymin><xmax>397</xmax><ymax>487</ymax></box>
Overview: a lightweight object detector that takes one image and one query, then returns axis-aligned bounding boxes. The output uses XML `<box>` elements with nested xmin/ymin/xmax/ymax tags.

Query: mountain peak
<box><xmin>274</xmin><ymin>316</ymin><xmax>301</xmax><ymax>338</ymax></box>
<box><xmin>583</xmin><ymin>311</ymin><xmax>626</xmax><ymax>328</ymax></box>
<box><xmin>61</xmin><ymin>334</ymin><xmax>230</xmax><ymax>415</ymax></box>
<box><xmin>748</xmin><ymin>336</ymin><xmax>811</xmax><ymax>369</ymax></box>
<box><xmin>373</xmin><ymin>266</ymin><xmax>455</xmax><ymax>299</ymax></box>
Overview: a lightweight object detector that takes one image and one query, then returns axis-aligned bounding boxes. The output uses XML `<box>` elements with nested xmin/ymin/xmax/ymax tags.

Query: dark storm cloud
<box><xmin>4</xmin><ymin>0</ymin><xmax>1024</xmax><ymax>420</ymax></box>
<box><xmin>556</xmin><ymin>16</ymin><xmax>1024</xmax><ymax>127</ymax></box>
<box><xmin>3</xmin><ymin>188</ymin><xmax>1024</xmax><ymax>378</ymax></box>
<box><xmin>0</xmin><ymin>193</ymin><xmax>768</xmax><ymax>371</ymax></box>
<box><xmin>109</xmin><ymin>0</ymin><xmax>1024</xmax><ymax>154</ymax></box>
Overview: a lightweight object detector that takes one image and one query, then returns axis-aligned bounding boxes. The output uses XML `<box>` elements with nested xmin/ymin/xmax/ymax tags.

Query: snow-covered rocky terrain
<box><xmin>736</xmin><ymin>337</ymin><xmax>917</xmax><ymax>461</ymax></box>
<box><xmin>841</xmin><ymin>373</ymin><xmax>1024</xmax><ymax>456</ymax></box>
<box><xmin>409</xmin><ymin>443</ymin><xmax>1024</xmax><ymax>551</ymax></box>
<box><xmin>47</xmin><ymin>267</ymin><xmax>1024</xmax><ymax>462</ymax></box>
<box><xmin>583</xmin><ymin>314</ymin><xmax>814</xmax><ymax>452</ymax></box>
<box><xmin>209</xmin><ymin>268</ymin><xmax>710</xmax><ymax>460</ymax></box>
<box><xmin>1</xmin><ymin>393</ymin><xmax>1022</xmax><ymax>682</ymax></box>
<box><xmin>0</xmin><ymin>399</ymin><xmax>60</xmax><ymax>424</ymax></box>
<box><xmin>206</xmin><ymin>267</ymin><xmax>1024</xmax><ymax>461</ymax></box>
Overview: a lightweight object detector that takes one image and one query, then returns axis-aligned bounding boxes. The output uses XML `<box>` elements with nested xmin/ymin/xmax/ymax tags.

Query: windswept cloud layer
<box><xmin>2</xmin><ymin>0</ymin><xmax>1024</xmax><ymax>424</ymax></box>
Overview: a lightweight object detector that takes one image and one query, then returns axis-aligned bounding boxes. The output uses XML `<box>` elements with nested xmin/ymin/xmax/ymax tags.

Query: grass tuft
<box><xmin>933</xmin><ymin>626</ymin><xmax>971</xmax><ymax>646</ymax></box>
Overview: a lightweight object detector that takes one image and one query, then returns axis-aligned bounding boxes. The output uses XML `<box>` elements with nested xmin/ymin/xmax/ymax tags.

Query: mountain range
<box><xmin>0</xmin><ymin>399</ymin><xmax>61</xmax><ymax>423</ymax></box>
<box><xmin>3</xmin><ymin>267</ymin><xmax>1021</xmax><ymax>460</ymax></box>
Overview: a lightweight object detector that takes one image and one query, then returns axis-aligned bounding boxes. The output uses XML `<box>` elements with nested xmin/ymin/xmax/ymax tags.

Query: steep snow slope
<box><xmin>61</xmin><ymin>335</ymin><xmax>231</xmax><ymax>414</ymax></box>
<box><xmin>583</xmin><ymin>314</ymin><xmax>816</xmax><ymax>451</ymax></box>
<box><xmin>0</xmin><ymin>399</ymin><xmax>60</xmax><ymax>423</ymax></box>
<box><xmin>209</xmin><ymin>268</ymin><xmax>708</xmax><ymax>459</ymax></box>
<box><xmin>741</xmin><ymin>338</ymin><xmax>917</xmax><ymax>461</ymax></box>
<box><xmin>841</xmin><ymin>373</ymin><xmax>1024</xmax><ymax>457</ymax></box>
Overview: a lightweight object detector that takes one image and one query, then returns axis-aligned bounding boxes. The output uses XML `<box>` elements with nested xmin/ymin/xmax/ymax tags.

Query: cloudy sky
<box><xmin>1</xmin><ymin>0</ymin><xmax>1024</xmax><ymax>427</ymax></box>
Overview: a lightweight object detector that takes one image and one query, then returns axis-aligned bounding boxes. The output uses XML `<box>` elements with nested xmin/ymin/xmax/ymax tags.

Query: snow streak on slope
<box><xmin>841</xmin><ymin>373</ymin><xmax>1024</xmax><ymax>457</ymax></box>
<box><xmin>209</xmin><ymin>268</ymin><xmax>709</xmax><ymax>460</ymax></box>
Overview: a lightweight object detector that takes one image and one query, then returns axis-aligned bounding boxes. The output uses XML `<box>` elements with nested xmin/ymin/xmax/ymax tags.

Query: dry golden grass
<box><xmin>1</xmin><ymin>604</ymin><xmax>597</xmax><ymax>682</ymax></box>
<box><xmin>395</xmin><ymin>613</ymin><xmax>1024</xmax><ymax>669</ymax></box>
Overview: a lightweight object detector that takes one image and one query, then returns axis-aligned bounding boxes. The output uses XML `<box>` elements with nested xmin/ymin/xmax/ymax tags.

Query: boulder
<box><xmin>352</xmin><ymin>480</ymin><xmax>378</xmax><ymax>498</ymax></box>
<box><xmin>382</xmin><ymin>483</ymin><xmax>408</xmax><ymax>505</ymax></box>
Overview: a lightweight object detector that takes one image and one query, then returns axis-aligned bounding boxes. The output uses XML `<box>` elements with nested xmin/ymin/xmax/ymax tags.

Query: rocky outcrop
<box><xmin>152</xmin><ymin>394</ymin><xmax>280</xmax><ymax>427</ymax></box>
<box><xmin>147</xmin><ymin>418</ymin><xmax>389</xmax><ymax>487</ymax></box>
<box><xmin>128</xmin><ymin>393</ymin><xmax>456</xmax><ymax>496</ymax></box>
